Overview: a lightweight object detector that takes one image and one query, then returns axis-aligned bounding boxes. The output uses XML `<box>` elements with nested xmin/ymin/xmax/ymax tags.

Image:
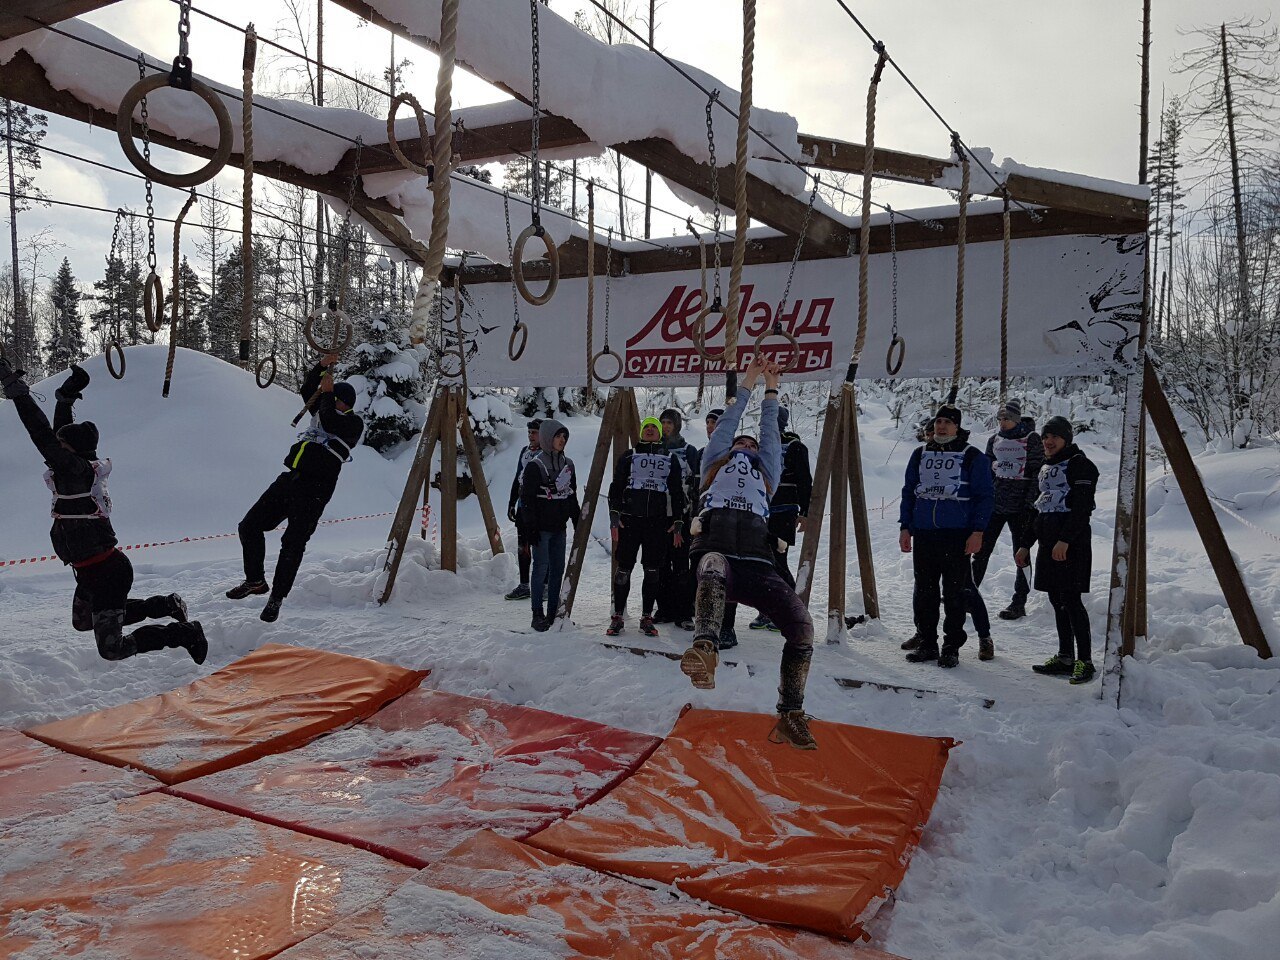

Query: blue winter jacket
<box><xmin>899</xmin><ymin>437</ymin><xmax>995</xmax><ymax>533</ymax></box>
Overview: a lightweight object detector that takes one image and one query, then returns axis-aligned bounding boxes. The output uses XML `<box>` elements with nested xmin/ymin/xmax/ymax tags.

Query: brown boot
<box><xmin>769</xmin><ymin>711</ymin><xmax>817</xmax><ymax>750</ymax></box>
<box><xmin>679</xmin><ymin>639</ymin><xmax>717</xmax><ymax>690</ymax></box>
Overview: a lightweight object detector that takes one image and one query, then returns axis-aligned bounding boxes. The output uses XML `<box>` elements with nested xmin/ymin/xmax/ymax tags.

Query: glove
<box><xmin>65</xmin><ymin>364</ymin><xmax>90</xmax><ymax>393</ymax></box>
<box><xmin>0</xmin><ymin>359</ymin><xmax>29</xmax><ymax>400</ymax></box>
<box><xmin>507</xmin><ymin>503</ymin><xmax>518</xmax><ymax>523</ymax></box>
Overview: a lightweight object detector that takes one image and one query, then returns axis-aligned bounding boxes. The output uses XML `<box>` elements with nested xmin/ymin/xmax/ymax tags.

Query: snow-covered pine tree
<box><xmin>339</xmin><ymin>310</ymin><xmax>428</xmax><ymax>456</ymax></box>
<box><xmin>88</xmin><ymin>250</ymin><xmax>127</xmax><ymax>354</ymax></box>
<box><xmin>44</xmin><ymin>257</ymin><xmax>84</xmax><ymax>371</ymax></box>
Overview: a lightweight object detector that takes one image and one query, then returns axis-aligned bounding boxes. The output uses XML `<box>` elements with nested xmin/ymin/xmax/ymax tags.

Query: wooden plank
<box><xmin>458</xmin><ymin>394</ymin><xmax>505</xmax><ymax>558</ymax></box>
<box><xmin>845</xmin><ymin>386</ymin><xmax>879</xmax><ymax>619</ymax></box>
<box><xmin>1143</xmin><ymin>358</ymin><xmax>1271</xmax><ymax>659</ymax></box>
<box><xmin>827</xmin><ymin>387</ymin><xmax>849</xmax><ymax>641</ymax></box>
<box><xmin>0</xmin><ymin>0</ymin><xmax>122</xmax><ymax>41</ymax></box>
<box><xmin>379</xmin><ymin>387</ymin><xmax>446</xmax><ymax>603</ymax></box>
<box><xmin>439</xmin><ymin>389</ymin><xmax>460</xmax><ymax>573</ymax></box>
<box><xmin>795</xmin><ymin>386</ymin><xmax>842</xmax><ymax>605</ymax></box>
<box><xmin>351</xmin><ymin>201</ymin><xmax>429</xmax><ymax>266</ymax></box>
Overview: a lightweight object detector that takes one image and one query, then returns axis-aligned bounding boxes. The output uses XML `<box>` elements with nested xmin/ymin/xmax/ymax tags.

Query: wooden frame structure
<box><xmin>3</xmin><ymin>0</ymin><xmax>1271</xmax><ymax>666</ymax></box>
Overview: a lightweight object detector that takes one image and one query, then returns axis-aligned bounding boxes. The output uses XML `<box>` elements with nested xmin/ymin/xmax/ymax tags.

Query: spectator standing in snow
<box><xmin>226</xmin><ymin>354</ymin><xmax>364</xmax><ymax>623</ymax></box>
<box><xmin>518</xmin><ymin>418</ymin><xmax>580</xmax><ymax>633</ymax></box>
<box><xmin>748</xmin><ymin>404</ymin><xmax>813</xmax><ymax>631</ymax></box>
<box><xmin>653</xmin><ymin>407</ymin><xmax>700</xmax><ymax>630</ymax></box>
<box><xmin>1016</xmin><ymin>416</ymin><xmax>1100</xmax><ymax>684</ymax></box>
<box><xmin>0</xmin><ymin>358</ymin><xmax>207</xmax><ymax>664</ymax></box>
<box><xmin>504</xmin><ymin>419</ymin><xmax>542</xmax><ymax>602</ymax></box>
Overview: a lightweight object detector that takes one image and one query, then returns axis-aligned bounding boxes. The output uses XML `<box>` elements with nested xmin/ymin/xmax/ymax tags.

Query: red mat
<box><xmin>24</xmin><ymin>643</ymin><xmax>427</xmax><ymax>784</ymax></box>
<box><xmin>0</xmin><ymin>791</ymin><xmax>415</xmax><ymax>960</ymax></box>
<box><xmin>276</xmin><ymin>830</ymin><xmax>903</xmax><ymax>959</ymax></box>
<box><xmin>530</xmin><ymin>707</ymin><xmax>955</xmax><ymax>940</ymax></box>
<box><xmin>169</xmin><ymin>688</ymin><xmax>661</xmax><ymax>866</ymax></box>
<box><xmin>0</xmin><ymin>728</ymin><xmax>156</xmax><ymax>825</ymax></box>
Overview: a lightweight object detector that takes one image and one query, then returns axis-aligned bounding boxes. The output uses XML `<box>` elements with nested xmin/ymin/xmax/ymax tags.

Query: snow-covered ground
<box><xmin>1</xmin><ymin>347</ymin><xmax>1277</xmax><ymax>959</ymax></box>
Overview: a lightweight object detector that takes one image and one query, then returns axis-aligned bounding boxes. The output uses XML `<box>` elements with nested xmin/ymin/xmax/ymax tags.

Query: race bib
<box><xmin>915</xmin><ymin>450</ymin><xmax>966</xmax><ymax>501</ymax></box>
<box><xmin>702</xmin><ymin>453</ymin><xmax>770</xmax><ymax>516</ymax></box>
<box><xmin>991</xmin><ymin>436</ymin><xmax>1028</xmax><ymax>481</ymax></box>
<box><xmin>1035</xmin><ymin>462</ymin><xmax>1070</xmax><ymax>513</ymax></box>
<box><xmin>629</xmin><ymin>453</ymin><xmax>671</xmax><ymax>493</ymax></box>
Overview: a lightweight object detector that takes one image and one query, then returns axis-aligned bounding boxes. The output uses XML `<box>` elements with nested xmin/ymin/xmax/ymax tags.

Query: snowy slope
<box><xmin>1</xmin><ymin>354</ymin><xmax>1278</xmax><ymax>959</ymax></box>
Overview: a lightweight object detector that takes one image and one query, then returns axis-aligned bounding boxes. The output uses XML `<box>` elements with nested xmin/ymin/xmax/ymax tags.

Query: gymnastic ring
<box><xmin>438</xmin><ymin>349</ymin><xmax>465</xmax><ymax>379</ymax></box>
<box><xmin>255</xmin><ymin>354</ymin><xmax>277</xmax><ymax>388</ymax></box>
<box><xmin>508</xmin><ymin>322</ymin><xmax>528</xmax><ymax>361</ymax></box>
<box><xmin>386</xmin><ymin>92</ymin><xmax>432</xmax><ymax>178</ymax></box>
<box><xmin>691</xmin><ymin>303</ymin><xmax>730</xmax><ymax>365</ymax></box>
<box><xmin>886</xmin><ymin>335</ymin><xmax>907</xmax><ymax>376</ymax></box>
<box><xmin>142</xmin><ymin>271</ymin><xmax>165</xmax><ymax>333</ymax></box>
<box><xmin>753</xmin><ymin>327</ymin><xmax>801</xmax><ymax>373</ymax></box>
<box><xmin>105</xmin><ymin>341</ymin><xmax>126</xmax><ymax>380</ymax></box>
<box><xmin>591</xmin><ymin>347</ymin><xmax>623</xmax><ymax>384</ymax></box>
<box><xmin>116</xmin><ymin>74</ymin><xmax>234</xmax><ymax>189</ymax></box>
<box><xmin>304</xmin><ymin>307</ymin><xmax>354</xmax><ymax>354</ymax></box>
<box><xmin>512</xmin><ymin>223</ymin><xmax>560</xmax><ymax>306</ymax></box>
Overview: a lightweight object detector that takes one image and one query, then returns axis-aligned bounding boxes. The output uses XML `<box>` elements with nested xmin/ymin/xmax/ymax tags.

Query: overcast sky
<box><xmin>13</xmin><ymin>0</ymin><xmax>1272</xmax><ymax>290</ymax></box>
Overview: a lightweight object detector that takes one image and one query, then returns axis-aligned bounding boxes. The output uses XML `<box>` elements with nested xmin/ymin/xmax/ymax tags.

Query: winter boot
<box><xmin>505</xmin><ymin>583</ymin><xmax>531</xmax><ymax>601</ymax></box>
<box><xmin>166</xmin><ymin>594</ymin><xmax>189</xmax><ymax>623</ymax></box>
<box><xmin>639</xmin><ymin>616</ymin><xmax>659</xmax><ymax>638</ymax></box>
<box><xmin>905</xmin><ymin>641</ymin><xmax>939</xmax><ymax>664</ymax></box>
<box><xmin>605</xmin><ymin>615</ymin><xmax>625</xmax><ymax>637</ymax></box>
<box><xmin>769</xmin><ymin>711</ymin><xmax>817</xmax><ymax>751</ymax></box>
<box><xmin>651</xmin><ymin>611</ymin><xmax>674</xmax><ymax>625</ymax></box>
<box><xmin>978</xmin><ymin>636</ymin><xmax>995</xmax><ymax>661</ymax></box>
<box><xmin>901</xmin><ymin>631</ymin><xmax>923</xmax><ymax>651</ymax></box>
<box><xmin>680</xmin><ymin>639</ymin><xmax>718</xmax><ymax>690</ymax></box>
<box><xmin>226</xmin><ymin>580</ymin><xmax>269</xmax><ymax>600</ymax></box>
<box><xmin>173</xmin><ymin>621</ymin><xmax>208</xmax><ymax>665</ymax></box>
<box><xmin>1032</xmin><ymin>654</ymin><xmax>1075</xmax><ymax>676</ymax></box>
<box><xmin>998</xmin><ymin>602</ymin><xmax>1026</xmax><ymax>621</ymax></box>
<box><xmin>677</xmin><ymin>618</ymin><xmax>695</xmax><ymax>631</ymax></box>
<box><xmin>1069</xmin><ymin>660</ymin><xmax>1097</xmax><ymax>685</ymax></box>
<box><xmin>532</xmin><ymin>614</ymin><xmax>552</xmax><ymax>633</ymax></box>
<box><xmin>714</xmin><ymin>628</ymin><xmax>738</xmax><ymax>651</ymax></box>
<box><xmin>260</xmin><ymin>596</ymin><xmax>283</xmax><ymax>623</ymax></box>
<box><xmin>749</xmin><ymin>613</ymin><xmax>773</xmax><ymax>631</ymax></box>
<box><xmin>938</xmin><ymin>644</ymin><xmax>961</xmax><ymax>669</ymax></box>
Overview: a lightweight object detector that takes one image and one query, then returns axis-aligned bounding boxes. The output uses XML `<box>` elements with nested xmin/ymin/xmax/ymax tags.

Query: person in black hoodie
<box><xmin>749</xmin><ymin>404</ymin><xmax>812</xmax><ymax>630</ymax></box>
<box><xmin>0</xmin><ymin>358</ymin><xmax>206</xmax><ymax>664</ymax></box>
<box><xmin>226</xmin><ymin>354</ymin><xmax>364</xmax><ymax>623</ymax></box>
<box><xmin>653</xmin><ymin>406</ymin><xmax>700</xmax><ymax>629</ymax></box>
<box><xmin>519</xmin><ymin>418</ymin><xmax>580</xmax><ymax>632</ymax></box>
<box><xmin>1016</xmin><ymin>416</ymin><xmax>1100</xmax><ymax>684</ymax></box>
<box><xmin>607</xmin><ymin>416</ymin><xmax>686</xmax><ymax>637</ymax></box>
<box><xmin>504</xmin><ymin>418</ymin><xmax>542</xmax><ymax>602</ymax></box>
<box><xmin>975</xmin><ymin>399</ymin><xmax>1044</xmax><ymax>622</ymax></box>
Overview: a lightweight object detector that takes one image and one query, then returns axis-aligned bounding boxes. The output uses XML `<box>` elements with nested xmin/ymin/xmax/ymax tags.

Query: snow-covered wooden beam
<box><xmin>0</xmin><ymin>0</ymin><xmax>120</xmax><ymax>42</ymax></box>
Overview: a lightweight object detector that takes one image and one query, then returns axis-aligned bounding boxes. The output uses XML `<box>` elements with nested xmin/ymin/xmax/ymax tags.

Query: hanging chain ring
<box><xmin>591</xmin><ymin>347</ymin><xmax>623</xmax><ymax>384</ymax></box>
<box><xmin>512</xmin><ymin>223</ymin><xmax>560</xmax><ymax>306</ymax></box>
<box><xmin>116</xmin><ymin>74</ymin><xmax>233</xmax><ymax>189</ymax></box>
<box><xmin>691</xmin><ymin>300</ymin><xmax>730</xmax><ymax>365</ymax></box>
<box><xmin>255</xmin><ymin>353</ymin><xmax>277</xmax><ymax>388</ymax></box>
<box><xmin>386</xmin><ymin>92</ymin><xmax>433</xmax><ymax>178</ymax></box>
<box><xmin>142</xmin><ymin>271</ymin><xmax>165</xmax><ymax>333</ymax></box>
<box><xmin>508</xmin><ymin>322</ymin><xmax>529</xmax><ymax>361</ymax></box>
<box><xmin>754</xmin><ymin>326</ymin><xmax>801</xmax><ymax>373</ymax></box>
<box><xmin>886</xmin><ymin>335</ymin><xmax>907</xmax><ymax>376</ymax></box>
<box><xmin>304</xmin><ymin>306</ymin><xmax>354</xmax><ymax>354</ymax></box>
<box><xmin>105</xmin><ymin>341</ymin><xmax>126</xmax><ymax>380</ymax></box>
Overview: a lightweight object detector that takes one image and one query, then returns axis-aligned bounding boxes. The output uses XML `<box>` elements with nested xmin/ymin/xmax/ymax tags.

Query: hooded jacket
<box><xmin>660</xmin><ymin>414</ymin><xmax>701</xmax><ymax>519</ymax></box>
<box><xmin>984</xmin><ymin>417</ymin><xmax>1044</xmax><ymax>516</ymax></box>
<box><xmin>519</xmin><ymin>419</ymin><xmax>580</xmax><ymax>534</ymax></box>
<box><xmin>283</xmin><ymin>363</ymin><xmax>365</xmax><ymax>500</ymax></box>
<box><xmin>899</xmin><ymin>428</ymin><xmax>995</xmax><ymax>534</ymax></box>
<box><xmin>609</xmin><ymin>440</ymin><xmax>686</xmax><ymax>521</ymax></box>
<box><xmin>769</xmin><ymin>429</ymin><xmax>813</xmax><ymax>543</ymax></box>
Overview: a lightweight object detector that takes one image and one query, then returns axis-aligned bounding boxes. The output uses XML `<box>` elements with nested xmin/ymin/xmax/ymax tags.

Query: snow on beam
<box><xmin>0</xmin><ymin>0</ymin><xmax>121</xmax><ymax>42</ymax></box>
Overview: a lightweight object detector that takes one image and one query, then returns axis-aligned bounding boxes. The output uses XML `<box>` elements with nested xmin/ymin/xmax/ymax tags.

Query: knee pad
<box><xmin>92</xmin><ymin>609</ymin><xmax>131</xmax><ymax>661</ymax></box>
<box><xmin>612</xmin><ymin>569</ymin><xmax>631</xmax><ymax>588</ymax></box>
<box><xmin>72</xmin><ymin>595</ymin><xmax>93</xmax><ymax>632</ymax></box>
<box><xmin>696</xmin><ymin>552</ymin><xmax>729</xmax><ymax>583</ymax></box>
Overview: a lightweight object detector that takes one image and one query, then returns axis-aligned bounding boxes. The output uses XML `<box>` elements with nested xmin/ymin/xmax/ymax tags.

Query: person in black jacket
<box><xmin>749</xmin><ymin>404</ymin><xmax>812</xmax><ymax>630</ymax></box>
<box><xmin>504</xmin><ymin>418</ymin><xmax>542</xmax><ymax>602</ymax></box>
<box><xmin>518</xmin><ymin>418</ymin><xmax>580</xmax><ymax>632</ymax></box>
<box><xmin>1016</xmin><ymin>416</ymin><xmax>1100</xmax><ymax>684</ymax></box>
<box><xmin>226</xmin><ymin>354</ymin><xmax>364</xmax><ymax>623</ymax></box>
<box><xmin>0</xmin><ymin>358</ymin><xmax>206</xmax><ymax>664</ymax></box>
<box><xmin>607</xmin><ymin>416</ymin><xmax>686</xmax><ymax>637</ymax></box>
<box><xmin>653</xmin><ymin>407</ymin><xmax>700</xmax><ymax>629</ymax></box>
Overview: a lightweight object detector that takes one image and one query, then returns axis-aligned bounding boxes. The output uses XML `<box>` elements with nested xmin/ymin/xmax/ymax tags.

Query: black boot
<box><xmin>938</xmin><ymin>643</ymin><xmax>961</xmax><ymax>668</ymax></box>
<box><xmin>165</xmin><ymin>621</ymin><xmax>208</xmax><ymax>665</ymax></box>
<box><xmin>905</xmin><ymin>640</ymin><xmax>939</xmax><ymax>663</ymax></box>
<box><xmin>260</xmin><ymin>596</ymin><xmax>283</xmax><ymax>623</ymax></box>
<box><xmin>227</xmin><ymin>580</ymin><xmax>269</xmax><ymax>600</ymax></box>
<box><xmin>900</xmin><ymin>631</ymin><xmax>922</xmax><ymax>651</ymax></box>
<box><xmin>998</xmin><ymin>602</ymin><xmax>1026</xmax><ymax>621</ymax></box>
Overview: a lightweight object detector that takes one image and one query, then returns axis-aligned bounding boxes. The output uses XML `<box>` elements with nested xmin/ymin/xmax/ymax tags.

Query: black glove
<box><xmin>0</xmin><ymin>358</ymin><xmax>29</xmax><ymax>400</ymax></box>
<box><xmin>507</xmin><ymin>503</ymin><xmax>519</xmax><ymax>523</ymax></box>
<box><xmin>56</xmin><ymin>364</ymin><xmax>90</xmax><ymax>403</ymax></box>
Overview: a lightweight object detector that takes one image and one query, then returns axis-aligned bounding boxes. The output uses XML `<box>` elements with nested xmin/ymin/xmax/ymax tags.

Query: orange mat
<box><xmin>0</xmin><ymin>791</ymin><xmax>415</xmax><ymax>960</ymax></box>
<box><xmin>0</xmin><ymin>727</ymin><xmax>156</xmax><ymax>825</ymax></box>
<box><xmin>24</xmin><ymin>643</ymin><xmax>427</xmax><ymax>784</ymax></box>
<box><xmin>168</xmin><ymin>688</ymin><xmax>661</xmax><ymax>866</ymax></box>
<box><xmin>276</xmin><ymin>830</ymin><xmax>902</xmax><ymax>959</ymax></box>
<box><xmin>529</xmin><ymin>707</ymin><xmax>955</xmax><ymax>941</ymax></box>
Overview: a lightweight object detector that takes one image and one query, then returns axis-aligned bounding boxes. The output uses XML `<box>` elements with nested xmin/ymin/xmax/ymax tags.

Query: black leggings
<box><xmin>613</xmin><ymin>517</ymin><xmax>671</xmax><ymax>616</ymax></box>
<box><xmin>72</xmin><ymin>550</ymin><xmax>189</xmax><ymax>661</ymax></box>
<box><xmin>1047</xmin><ymin>589</ymin><xmax>1092</xmax><ymax>662</ymax></box>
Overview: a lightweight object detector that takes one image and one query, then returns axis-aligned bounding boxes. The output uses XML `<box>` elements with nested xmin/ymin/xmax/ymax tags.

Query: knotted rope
<box><xmin>854</xmin><ymin>43</ymin><xmax>888</xmax><ymax>369</ymax></box>
<box><xmin>724</xmin><ymin>0</ymin><xmax>756</xmax><ymax>377</ymax></box>
<box><xmin>1000</xmin><ymin>187</ymin><xmax>1011</xmax><ymax>404</ymax></box>
<box><xmin>162</xmin><ymin>190</ymin><xmax>197</xmax><ymax>398</ymax></box>
<box><xmin>240</xmin><ymin>24</ymin><xmax>256</xmax><ymax>369</ymax></box>
<box><xmin>585</xmin><ymin>180</ymin><xmax>595</xmax><ymax>389</ymax></box>
<box><xmin>949</xmin><ymin>133</ymin><xmax>970</xmax><ymax>403</ymax></box>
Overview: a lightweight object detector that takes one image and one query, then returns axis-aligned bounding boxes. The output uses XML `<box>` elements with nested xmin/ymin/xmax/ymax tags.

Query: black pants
<box><xmin>239</xmin><ymin>472</ymin><xmax>328</xmax><ymax>601</ymax></box>
<box><xmin>1048</xmin><ymin>590</ymin><xmax>1092</xmax><ymax>661</ymax></box>
<box><xmin>972</xmin><ymin>512</ymin><xmax>1031</xmax><ymax>604</ymax></box>
<box><xmin>613</xmin><ymin>516</ymin><xmax>671</xmax><ymax>616</ymax></box>
<box><xmin>516</xmin><ymin>526</ymin><xmax>532</xmax><ymax>585</ymax></box>
<box><xmin>72</xmin><ymin>549</ymin><xmax>188</xmax><ymax>661</ymax></box>
<box><xmin>912</xmin><ymin>529</ymin><xmax>971</xmax><ymax>651</ymax></box>
<box><xmin>655</xmin><ymin>523</ymin><xmax>694</xmax><ymax>621</ymax></box>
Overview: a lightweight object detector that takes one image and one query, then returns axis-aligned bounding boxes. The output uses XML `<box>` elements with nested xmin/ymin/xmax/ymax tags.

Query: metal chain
<box><xmin>504</xmin><ymin>189</ymin><xmax>521</xmax><ymax>330</ymax></box>
<box><xmin>328</xmin><ymin>136</ymin><xmax>363</xmax><ymax>308</ymax></box>
<box><xmin>888</xmin><ymin>205</ymin><xmax>899</xmax><ymax>341</ymax></box>
<box><xmin>136</xmin><ymin>55</ymin><xmax>157</xmax><ymax>273</ymax></box>
<box><xmin>110</xmin><ymin>209</ymin><xmax>125</xmax><ymax>341</ymax></box>
<box><xmin>528</xmin><ymin>0</ymin><xmax>542</xmax><ymax>228</ymax></box>
<box><xmin>775</xmin><ymin>173</ymin><xmax>819</xmax><ymax>329</ymax></box>
<box><xmin>177</xmin><ymin>0</ymin><xmax>192</xmax><ymax>61</ymax></box>
<box><xmin>603</xmin><ymin>227</ymin><xmax>613</xmax><ymax>347</ymax></box>
<box><xmin>704</xmin><ymin>90</ymin><xmax>723</xmax><ymax>306</ymax></box>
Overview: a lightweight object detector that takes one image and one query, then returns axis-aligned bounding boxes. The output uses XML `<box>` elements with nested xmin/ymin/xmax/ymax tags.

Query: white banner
<box><xmin>451</xmin><ymin>232</ymin><xmax>1144</xmax><ymax>387</ymax></box>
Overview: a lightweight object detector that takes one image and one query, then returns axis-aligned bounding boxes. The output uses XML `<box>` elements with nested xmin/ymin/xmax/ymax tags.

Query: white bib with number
<box><xmin>703</xmin><ymin>452</ymin><xmax>769</xmax><ymax>516</ymax></box>
<box><xmin>915</xmin><ymin>450</ymin><xmax>966</xmax><ymax>501</ymax></box>
<box><xmin>1035</xmin><ymin>461</ymin><xmax>1071</xmax><ymax>513</ymax></box>
<box><xmin>628</xmin><ymin>452</ymin><xmax>671</xmax><ymax>493</ymax></box>
<box><xmin>991</xmin><ymin>436</ymin><xmax>1028</xmax><ymax>481</ymax></box>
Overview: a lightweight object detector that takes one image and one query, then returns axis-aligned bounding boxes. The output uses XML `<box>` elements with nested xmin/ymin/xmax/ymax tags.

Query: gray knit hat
<box><xmin>997</xmin><ymin>399</ymin><xmax>1022</xmax><ymax>420</ymax></box>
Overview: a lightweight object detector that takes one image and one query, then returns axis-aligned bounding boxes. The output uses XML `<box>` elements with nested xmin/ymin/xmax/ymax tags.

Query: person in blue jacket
<box><xmin>679</xmin><ymin>355</ymin><xmax>816</xmax><ymax>750</ymax></box>
<box><xmin>899</xmin><ymin>403</ymin><xmax>994</xmax><ymax>668</ymax></box>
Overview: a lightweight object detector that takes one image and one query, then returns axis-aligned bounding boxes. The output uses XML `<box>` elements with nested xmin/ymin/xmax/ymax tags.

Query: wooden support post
<box><xmin>844</xmin><ymin>386</ymin><xmax>880</xmax><ymax>619</ymax></box>
<box><xmin>439</xmin><ymin>388</ymin><xmax>460</xmax><ymax>573</ymax></box>
<box><xmin>420</xmin><ymin>476</ymin><xmax>430</xmax><ymax>540</ymax></box>
<box><xmin>378</xmin><ymin>386</ymin><xmax>447</xmax><ymax>603</ymax></box>
<box><xmin>458</xmin><ymin>399</ymin><xmax>505</xmax><ymax>558</ymax></box>
<box><xmin>795</xmin><ymin>387</ymin><xmax>842</xmax><ymax>604</ymax></box>
<box><xmin>827</xmin><ymin>389</ymin><xmax>849</xmax><ymax>642</ymax></box>
<box><xmin>1143</xmin><ymin>359</ymin><xmax>1272</xmax><ymax>658</ymax></box>
<box><xmin>559</xmin><ymin>389</ymin><xmax>624</xmax><ymax>620</ymax></box>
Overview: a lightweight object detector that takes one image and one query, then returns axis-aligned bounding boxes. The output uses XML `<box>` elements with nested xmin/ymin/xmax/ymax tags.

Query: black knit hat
<box><xmin>56</xmin><ymin>421</ymin><xmax>99</xmax><ymax>455</ymax></box>
<box><xmin>333</xmin><ymin>382</ymin><xmax>357</xmax><ymax>408</ymax></box>
<box><xmin>934</xmin><ymin>404</ymin><xmax>962</xmax><ymax>427</ymax></box>
<box><xmin>526</xmin><ymin>418</ymin><xmax>543</xmax><ymax>430</ymax></box>
<box><xmin>1042</xmin><ymin>416</ymin><xmax>1074</xmax><ymax>444</ymax></box>
<box><xmin>659</xmin><ymin>407</ymin><xmax>683</xmax><ymax>430</ymax></box>
<box><xmin>706</xmin><ymin>408</ymin><xmax>724</xmax><ymax>423</ymax></box>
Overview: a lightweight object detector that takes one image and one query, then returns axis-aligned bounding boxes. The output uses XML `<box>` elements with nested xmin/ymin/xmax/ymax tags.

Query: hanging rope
<box><xmin>723</xmin><ymin>0</ymin><xmax>757</xmax><ymax>388</ymax></box>
<box><xmin>854</xmin><ymin>42</ymin><xmax>889</xmax><ymax>376</ymax></box>
<box><xmin>592</xmin><ymin>228</ymin><xmax>622</xmax><ymax>383</ymax></box>
<box><xmin>239</xmin><ymin>24</ymin><xmax>256</xmax><ymax>369</ymax></box>
<box><xmin>512</xmin><ymin>0</ymin><xmax>560</xmax><ymax>305</ymax></box>
<box><xmin>105</xmin><ymin>209</ymin><xmax>126</xmax><ymax>379</ymax></box>
<box><xmin>885</xmin><ymin>205</ymin><xmax>905</xmax><ymax>375</ymax></box>
<box><xmin>948</xmin><ymin>131</ymin><xmax>970</xmax><ymax>404</ymax></box>
<box><xmin>162</xmin><ymin>189</ymin><xmax>197</xmax><ymax>398</ymax></box>
<box><xmin>585</xmin><ymin>180</ymin><xmax>595</xmax><ymax>388</ymax></box>
<box><xmin>999</xmin><ymin>187</ymin><xmax>1011</xmax><ymax>404</ymax></box>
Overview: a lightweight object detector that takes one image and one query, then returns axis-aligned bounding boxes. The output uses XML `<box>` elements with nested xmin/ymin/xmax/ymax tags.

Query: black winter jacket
<box><xmin>769</xmin><ymin>432</ymin><xmax>813</xmax><ymax>543</ymax></box>
<box><xmin>283</xmin><ymin>364</ymin><xmax>365</xmax><ymax>500</ymax></box>
<box><xmin>608</xmin><ymin>442</ymin><xmax>686</xmax><ymax>521</ymax></box>
<box><xmin>519</xmin><ymin>454</ymin><xmax>581</xmax><ymax>535</ymax></box>
<box><xmin>662</xmin><ymin>433</ymin><xmax>701</xmax><ymax>519</ymax></box>
<box><xmin>1019</xmin><ymin>444</ymin><xmax>1099</xmax><ymax>548</ymax></box>
<box><xmin>984</xmin><ymin>418</ymin><xmax>1044</xmax><ymax>516</ymax></box>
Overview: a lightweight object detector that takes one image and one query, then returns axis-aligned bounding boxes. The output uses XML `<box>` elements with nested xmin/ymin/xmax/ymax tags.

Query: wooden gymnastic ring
<box><xmin>386</xmin><ymin>92</ymin><xmax>432</xmax><ymax>178</ymax></box>
<box><xmin>591</xmin><ymin>347</ymin><xmax>623</xmax><ymax>384</ymax></box>
<box><xmin>116</xmin><ymin>74</ymin><xmax>234</xmax><ymax>189</ymax></box>
<box><xmin>105</xmin><ymin>341</ymin><xmax>126</xmax><ymax>380</ymax></box>
<box><xmin>512</xmin><ymin>223</ymin><xmax>559</xmax><ymax>306</ymax></box>
<box><xmin>304</xmin><ymin>307</ymin><xmax>354</xmax><ymax>354</ymax></box>
<box><xmin>508</xmin><ymin>322</ymin><xmax>528</xmax><ymax>361</ymax></box>
<box><xmin>255</xmin><ymin>354</ymin><xmax>277</xmax><ymax>388</ymax></box>
<box><xmin>438</xmin><ymin>349</ymin><xmax>464</xmax><ymax>379</ymax></box>
<box><xmin>886</xmin><ymin>335</ymin><xmax>907</xmax><ymax>376</ymax></box>
<box><xmin>142</xmin><ymin>271</ymin><xmax>164</xmax><ymax>333</ymax></box>
<box><xmin>753</xmin><ymin>327</ymin><xmax>801</xmax><ymax>373</ymax></box>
